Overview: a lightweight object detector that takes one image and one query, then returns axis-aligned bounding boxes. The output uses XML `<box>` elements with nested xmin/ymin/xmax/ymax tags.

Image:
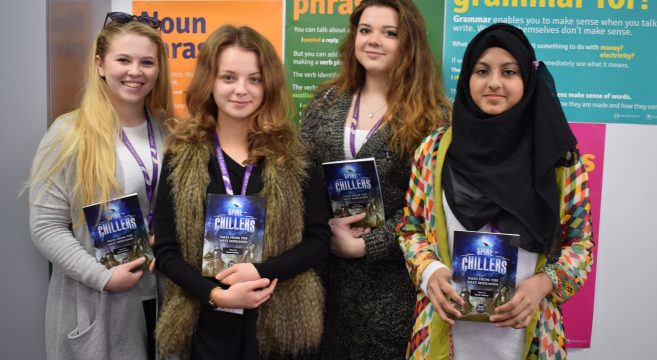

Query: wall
<box><xmin>0</xmin><ymin>0</ymin><xmax>108</xmax><ymax>358</ymax></box>
<box><xmin>569</xmin><ymin>124</ymin><xmax>657</xmax><ymax>359</ymax></box>
<box><xmin>0</xmin><ymin>0</ymin><xmax>48</xmax><ymax>358</ymax></box>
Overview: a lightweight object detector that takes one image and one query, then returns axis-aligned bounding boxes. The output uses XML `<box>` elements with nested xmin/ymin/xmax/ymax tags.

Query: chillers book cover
<box><xmin>322</xmin><ymin>157</ymin><xmax>385</xmax><ymax>228</ymax></box>
<box><xmin>202</xmin><ymin>194</ymin><xmax>266</xmax><ymax>277</ymax></box>
<box><xmin>82</xmin><ymin>193</ymin><xmax>153</xmax><ymax>270</ymax></box>
<box><xmin>451</xmin><ymin>230</ymin><xmax>519</xmax><ymax>322</ymax></box>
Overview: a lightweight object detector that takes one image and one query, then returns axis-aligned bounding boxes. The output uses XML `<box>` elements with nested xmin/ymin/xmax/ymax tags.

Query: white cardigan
<box><xmin>29</xmin><ymin>113</ymin><xmax>167</xmax><ymax>360</ymax></box>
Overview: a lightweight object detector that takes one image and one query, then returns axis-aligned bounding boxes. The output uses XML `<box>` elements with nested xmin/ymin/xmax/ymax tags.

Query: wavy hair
<box><xmin>325</xmin><ymin>0</ymin><xmax>451</xmax><ymax>155</ymax></box>
<box><xmin>167</xmin><ymin>25</ymin><xmax>296</xmax><ymax>166</ymax></box>
<box><xmin>28</xmin><ymin>21</ymin><xmax>172</xmax><ymax>222</ymax></box>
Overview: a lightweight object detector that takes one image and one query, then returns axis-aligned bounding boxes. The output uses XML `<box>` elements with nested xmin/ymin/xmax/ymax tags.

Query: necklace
<box><xmin>362</xmin><ymin>93</ymin><xmax>387</xmax><ymax>118</ymax></box>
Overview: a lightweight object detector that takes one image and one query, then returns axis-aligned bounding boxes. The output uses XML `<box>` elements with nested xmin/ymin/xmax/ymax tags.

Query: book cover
<box><xmin>451</xmin><ymin>230</ymin><xmax>519</xmax><ymax>322</ymax></box>
<box><xmin>322</xmin><ymin>157</ymin><xmax>385</xmax><ymax>228</ymax></box>
<box><xmin>82</xmin><ymin>193</ymin><xmax>153</xmax><ymax>270</ymax></box>
<box><xmin>202</xmin><ymin>194</ymin><xmax>266</xmax><ymax>277</ymax></box>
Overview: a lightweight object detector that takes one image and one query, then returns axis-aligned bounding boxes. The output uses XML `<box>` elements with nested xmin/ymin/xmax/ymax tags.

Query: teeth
<box><xmin>123</xmin><ymin>82</ymin><xmax>143</xmax><ymax>88</ymax></box>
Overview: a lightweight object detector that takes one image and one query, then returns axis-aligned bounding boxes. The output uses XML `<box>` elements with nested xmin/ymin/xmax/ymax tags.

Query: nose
<box><xmin>128</xmin><ymin>64</ymin><xmax>142</xmax><ymax>77</ymax></box>
<box><xmin>368</xmin><ymin>31</ymin><xmax>381</xmax><ymax>47</ymax></box>
<box><xmin>488</xmin><ymin>72</ymin><xmax>502</xmax><ymax>89</ymax></box>
<box><xmin>235</xmin><ymin>79</ymin><xmax>247</xmax><ymax>96</ymax></box>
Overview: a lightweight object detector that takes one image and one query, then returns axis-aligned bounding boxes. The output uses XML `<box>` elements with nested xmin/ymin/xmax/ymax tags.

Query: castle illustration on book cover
<box><xmin>451</xmin><ymin>230</ymin><xmax>519</xmax><ymax>322</ymax></box>
<box><xmin>82</xmin><ymin>193</ymin><xmax>153</xmax><ymax>270</ymax></box>
<box><xmin>322</xmin><ymin>158</ymin><xmax>385</xmax><ymax>228</ymax></box>
<box><xmin>202</xmin><ymin>194</ymin><xmax>266</xmax><ymax>277</ymax></box>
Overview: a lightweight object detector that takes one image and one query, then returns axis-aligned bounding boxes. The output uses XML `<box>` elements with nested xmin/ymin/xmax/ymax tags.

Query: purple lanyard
<box><xmin>350</xmin><ymin>90</ymin><xmax>385</xmax><ymax>158</ymax></box>
<box><xmin>120</xmin><ymin>114</ymin><xmax>158</xmax><ymax>229</ymax></box>
<box><xmin>213</xmin><ymin>132</ymin><xmax>253</xmax><ymax>196</ymax></box>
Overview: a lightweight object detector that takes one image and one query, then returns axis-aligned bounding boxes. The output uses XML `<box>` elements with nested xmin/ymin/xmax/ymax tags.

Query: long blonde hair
<box><xmin>29</xmin><ymin>21</ymin><xmax>172</xmax><ymax>221</ymax></box>
<box><xmin>167</xmin><ymin>25</ymin><xmax>296</xmax><ymax>166</ymax></box>
<box><xmin>325</xmin><ymin>0</ymin><xmax>451</xmax><ymax>155</ymax></box>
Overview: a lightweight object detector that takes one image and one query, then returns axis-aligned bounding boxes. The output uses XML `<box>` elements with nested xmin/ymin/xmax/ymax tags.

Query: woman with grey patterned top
<box><xmin>300</xmin><ymin>0</ymin><xmax>451</xmax><ymax>358</ymax></box>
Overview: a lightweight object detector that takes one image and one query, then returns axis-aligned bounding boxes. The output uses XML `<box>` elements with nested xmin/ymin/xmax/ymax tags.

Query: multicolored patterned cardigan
<box><xmin>397</xmin><ymin>127</ymin><xmax>594</xmax><ymax>360</ymax></box>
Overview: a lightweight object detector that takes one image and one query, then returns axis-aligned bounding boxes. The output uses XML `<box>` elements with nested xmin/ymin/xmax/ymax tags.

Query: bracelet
<box><xmin>208</xmin><ymin>286</ymin><xmax>222</xmax><ymax>308</ymax></box>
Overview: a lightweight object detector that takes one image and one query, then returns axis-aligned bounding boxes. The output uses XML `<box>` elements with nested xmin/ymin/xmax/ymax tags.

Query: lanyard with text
<box><xmin>213</xmin><ymin>132</ymin><xmax>253</xmax><ymax>196</ymax></box>
<box><xmin>350</xmin><ymin>90</ymin><xmax>385</xmax><ymax>158</ymax></box>
<box><xmin>120</xmin><ymin>114</ymin><xmax>158</xmax><ymax>230</ymax></box>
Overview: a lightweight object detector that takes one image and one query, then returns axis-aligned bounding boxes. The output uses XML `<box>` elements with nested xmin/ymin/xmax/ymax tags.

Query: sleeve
<box><xmin>153</xmin><ymin>153</ymin><xmax>219</xmax><ymax>302</ymax></box>
<box><xmin>397</xmin><ymin>133</ymin><xmax>443</xmax><ymax>287</ymax></box>
<box><xmin>539</xmin><ymin>158</ymin><xmax>595</xmax><ymax>305</ymax></box>
<box><xmin>29</xmin><ymin>123</ymin><xmax>113</xmax><ymax>291</ymax></box>
<box><xmin>254</xmin><ymin>165</ymin><xmax>331</xmax><ymax>281</ymax></box>
<box><xmin>362</xmin><ymin>205</ymin><xmax>407</xmax><ymax>263</ymax></box>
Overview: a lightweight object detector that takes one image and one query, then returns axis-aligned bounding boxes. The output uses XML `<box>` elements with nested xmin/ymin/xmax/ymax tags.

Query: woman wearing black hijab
<box><xmin>398</xmin><ymin>23</ymin><xmax>594</xmax><ymax>359</ymax></box>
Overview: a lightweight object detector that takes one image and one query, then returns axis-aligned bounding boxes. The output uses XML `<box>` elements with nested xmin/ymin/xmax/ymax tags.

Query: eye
<box><xmin>142</xmin><ymin>59</ymin><xmax>156</xmax><ymax>66</ymax></box>
<box><xmin>503</xmin><ymin>68</ymin><xmax>518</xmax><ymax>77</ymax></box>
<box><xmin>384</xmin><ymin>30</ymin><xmax>398</xmax><ymax>37</ymax></box>
<box><xmin>473</xmin><ymin>67</ymin><xmax>488</xmax><ymax>76</ymax></box>
<box><xmin>358</xmin><ymin>27</ymin><xmax>370</xmax><ymax>34</ymax></box>
<box><xmin>249</xmin><ymin>76</ymin><xmax>262</xmax><ymax>84</ymax></box>
<box><xmin>117</xmin><ymin>58</ymin><xmax>130</xmax><ymax>64</ymax></box>
<box><xmin>220</xmin><ymin>74</ymin><xmax>235</xmax><ymax>82</ymax></box>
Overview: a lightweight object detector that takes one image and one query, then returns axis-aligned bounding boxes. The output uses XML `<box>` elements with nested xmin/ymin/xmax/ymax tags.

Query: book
<box><xmin>202</xmin><ymin>194</ymin><xmax>266</xmax><ymax>277</ymax></box>
<box><xmin>322</xmin><ymin>158</ymin><xmax>385</xmax><ymax>228</ymax></box>
<box><xmin>82</xmin><ymin>193</ymin><xmax>154</xmax><ymax>270</ymax></box>
<box><xmin>450</xmin><ymin>230</ymin><xmax>519</xmax><ymax>322</ymax></box>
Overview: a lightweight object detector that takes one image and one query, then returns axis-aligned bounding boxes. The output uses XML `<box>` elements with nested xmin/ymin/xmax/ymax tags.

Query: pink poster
<box><xmin>562</xmin><ymin>123</ymin><xmax>606</xmax><ymax>348</ymax></box>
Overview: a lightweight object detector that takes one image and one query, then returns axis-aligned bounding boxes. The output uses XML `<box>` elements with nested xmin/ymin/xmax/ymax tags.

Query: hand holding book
<box><xmin>216</xmin><ymin>263</ymin><xmax>261</xmax><ymax>285</ymax></box>
<box><xmin>328</xmin><ymin>213</ymin><xmax>367</xmax><ymax>258</ymax></box>
<box><xmin>489</xmin><ymin>272</ymin><xmax>553</xmax><ymax>329</ymax></box>
<box><xmin>210</xmin><ymin>278</ymin><xmax>278</xmax><ymax>309</ymax></box>
<box><xmin>103</xmin><ymin>257</ymin><xmax>146</xmax><ymax>292</ymax></box>
<box><xmin>427</xmin><ymin>267</ymin><xmax>463</xmax><ymax>325</ymax></box>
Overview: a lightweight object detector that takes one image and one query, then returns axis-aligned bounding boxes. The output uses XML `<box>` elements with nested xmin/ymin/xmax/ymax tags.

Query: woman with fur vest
<box><xmin>153</xmin><ymin>25</ymin><xmax>330</xmax><ymax>360</ymax></box>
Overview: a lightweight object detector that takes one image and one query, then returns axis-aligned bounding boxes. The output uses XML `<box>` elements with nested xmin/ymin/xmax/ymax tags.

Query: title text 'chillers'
<box><xmin>334</xmin><ymin>177</ymin><xmax>371</xmax><ymax>192</ymax></box>
<box><xmin>214</xmin><ymin>216</ymin><xmax>256</xmax><ymax>233</ymax></box>
<box><xmin>97</xmin><ymin>217</ymin><xmax>137</xmax><ymax>237</ymax></box>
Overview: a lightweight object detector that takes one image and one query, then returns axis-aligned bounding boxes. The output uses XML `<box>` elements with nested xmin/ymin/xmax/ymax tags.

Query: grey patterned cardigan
<box><xmin>300</xmin><ymin>87</ymin><xmax>416</xmax><ymax>360</ymax></box>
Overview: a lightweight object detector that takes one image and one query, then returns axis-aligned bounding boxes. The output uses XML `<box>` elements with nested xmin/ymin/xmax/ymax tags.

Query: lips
<box><xmin>364</xmin><ymin>50</ymin><xmax>385</xmax><ymax>58</ymax></box>
<box><xmin>483</xmin><ymin>94</ymin><xmax>505</xmax><ymax>100</ymax></box>
<box><xmin>230</xmin><ymin>100</ymin><xmax>251</xmax><ymax>108</ymax></box>
<box><xmin>122</xmin><ymin>81</ymin><xmax>144</xmax><ymax>88</ymax></box>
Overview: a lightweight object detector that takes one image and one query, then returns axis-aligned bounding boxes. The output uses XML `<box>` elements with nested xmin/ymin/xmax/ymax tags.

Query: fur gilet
<box><xmin>155</xmin><ymin>139</ymin><xmax>325</xmax><ymax>359</ymax></box>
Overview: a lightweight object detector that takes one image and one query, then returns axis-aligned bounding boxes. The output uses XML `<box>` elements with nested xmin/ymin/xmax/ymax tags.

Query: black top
<box><xmin>154</xmin><ymin>149</ymin><xmax>331</xmax><ymax>360</ymax></box>
<box><xmin>446</xmin><ymin>23</ymin><xmax>577</xmax><ymax>261</ymax></box>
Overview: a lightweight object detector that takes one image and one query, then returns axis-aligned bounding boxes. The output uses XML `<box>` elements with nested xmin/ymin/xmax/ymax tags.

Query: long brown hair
<box><xmin>167</xmin><ymin>25</ymin><xmax>296</xmax><ymax>166</ymax></box>
<box><xmin>326</xmin><ymin>0</ymin><xmax>451</xmax><ymax>155</ymax></box>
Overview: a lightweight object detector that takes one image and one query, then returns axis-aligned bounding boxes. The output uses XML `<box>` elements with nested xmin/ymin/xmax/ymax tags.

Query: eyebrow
<box><xmin>475</xmin><ymin>61</ymin><xmax>519</xmax><ymax>67</ymax></box>
<box><xmin>218</xmin><ymin>69</ymin><xmax>261</xmax><ymax>76</ymax></box>
<box><xmin>358</xmin><ymin>23</ymin><xmax>398</xmax><ymax>29</ymax></box>
<box><xmin>113</xmin><ymin>53</ymin><xmax>156</xmax><ymax>59</ymax></box>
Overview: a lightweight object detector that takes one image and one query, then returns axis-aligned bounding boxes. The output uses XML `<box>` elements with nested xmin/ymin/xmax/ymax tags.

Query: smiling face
<box><xmin>354</xmin><ymin>5</ymin><xmax>400</xmax><ymax>76</ymax></box>
<box><xmin>96</xmin><ymin>33</ymin><xmax>159</xmax><ymax>113</ymax></box>
<box><xmin>212</xmin><ymin>46</ymin><xmax>264</xmax><ymax>124</ymax></box>
<box><xmin>469</xmin><ymin>47</ymin><xmax>524</xmax><ymax>116</ymax></box>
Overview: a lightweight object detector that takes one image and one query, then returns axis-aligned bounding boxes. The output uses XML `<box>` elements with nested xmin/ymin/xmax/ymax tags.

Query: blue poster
<box><xmin>443</xmin><ymin>1</ymin><xmax>657</xmax><ymax>124</ymax></box>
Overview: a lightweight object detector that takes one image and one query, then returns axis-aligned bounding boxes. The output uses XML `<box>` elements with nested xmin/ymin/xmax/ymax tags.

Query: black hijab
<box><xmin>443</xmin><ymin>23</ymin><xmax>577</xmax><ymax>262</ymax></box>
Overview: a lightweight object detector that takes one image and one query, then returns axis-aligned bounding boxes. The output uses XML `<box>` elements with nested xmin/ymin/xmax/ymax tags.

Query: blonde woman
<box><xmin>28</xmin><ymin>13</ymin><xmax>172</xmax><ymax>360</ymax></box>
